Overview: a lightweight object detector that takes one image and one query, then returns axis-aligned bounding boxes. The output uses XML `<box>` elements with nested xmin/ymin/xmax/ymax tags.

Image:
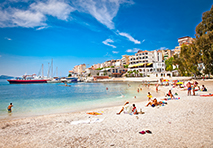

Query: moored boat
<box><xmin>61</xmin><ymin>77</ymin><xmax>78</xmax><ymax>83</ymax></box>
<box><xmin>7</xmin><ymin>79</ymin><xmax>48</xmax><ymax>84</ymax></box>
<box><xmin>7</xmin><ymin>74</ymin><xmax>49</xmax><ymax>84</ymax></box>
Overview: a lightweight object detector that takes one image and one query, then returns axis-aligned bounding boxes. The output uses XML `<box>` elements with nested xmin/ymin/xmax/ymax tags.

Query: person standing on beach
<box><xmin>192</xmin><ymin>81</ymin><xmax>198</xmax><ymax>96</ymax></box>
<box><xmin>155</xmin><ymin>84</ymin><xmax>159</xmax><ymax>93</ymax></box>
<box><xmin>186</xmin><ymin>82</ymin><xmax>191</xmax><ymax>96</ymax></box>
<box><xmin>147</xmin><ymin>92</ymin><xmax>152</xmax><ymax>101</ymax></box>
<box><xmin>8</xmin><ymin>103</ymin><xmax>13</xmax><ymax>113</ymax></box>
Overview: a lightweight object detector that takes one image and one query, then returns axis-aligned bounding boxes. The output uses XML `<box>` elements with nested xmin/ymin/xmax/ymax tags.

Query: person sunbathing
<box><xmin>146</xmin><ymin>98</ymin><xmax>163</xmax><ymax>107</ymax></box>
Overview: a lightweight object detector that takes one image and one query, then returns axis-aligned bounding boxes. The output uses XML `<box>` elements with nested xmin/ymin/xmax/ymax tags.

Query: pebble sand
<box><xmin>0</xmin><ymin>80</ymin><xmax>213</xmax><ymax>148</ymax></box>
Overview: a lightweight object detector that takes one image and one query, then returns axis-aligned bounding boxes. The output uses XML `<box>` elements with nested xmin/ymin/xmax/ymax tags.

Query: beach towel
<box><xmin>71</xmin><ymin>118</ymin><xmax>104</xmax><ymax>125</ymax></box>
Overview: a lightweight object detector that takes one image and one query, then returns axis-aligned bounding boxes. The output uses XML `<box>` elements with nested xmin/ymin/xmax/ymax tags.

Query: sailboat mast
<box><xmin>42</xmin><ymin>64</ymin><xmax>44</xmax><ymax>78</ymax></box>
<box><xmin>47</xmin><ymin>63</ymin><xmax>50</xmax><ymax>78</ymax></box>
<box><xmin>51</xmin><ymin>59</ymin><xmax>53</xmax><ymax>78</ymax></box>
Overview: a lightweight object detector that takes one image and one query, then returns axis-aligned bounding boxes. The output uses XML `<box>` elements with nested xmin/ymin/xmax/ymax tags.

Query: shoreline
<box><xmin>0</xmin><ymin>79</ymin><xmax>213</xmax><ymax>147</ymax></box>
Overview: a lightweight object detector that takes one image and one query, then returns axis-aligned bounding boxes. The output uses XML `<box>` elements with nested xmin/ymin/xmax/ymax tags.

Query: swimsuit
<box><xmin>188</xmin><ymin>87</ymin><xmax>191</xmax><ymax>90</ymax></box>
<box><xmin>8</xmin><ymin>109</ymin><xmax>11</xmax><ymax>112</ymax></box>
<box><xmin>151</xmin><ymin>104</ymin><xmax>155</xmax><ymax>107</ymax></box>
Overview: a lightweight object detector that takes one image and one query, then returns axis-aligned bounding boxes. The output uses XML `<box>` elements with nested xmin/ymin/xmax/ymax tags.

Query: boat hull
<box><xmin>7</xmin><ymin>79</ymin><xmax>47</xmax><ymax>84</ymax></box>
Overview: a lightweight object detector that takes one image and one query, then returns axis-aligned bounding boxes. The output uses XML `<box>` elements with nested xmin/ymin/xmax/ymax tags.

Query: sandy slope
<box><xmin>0</xmin><ymin>80</ymin><xmax>213</xmax><ymax>148</ymax></box>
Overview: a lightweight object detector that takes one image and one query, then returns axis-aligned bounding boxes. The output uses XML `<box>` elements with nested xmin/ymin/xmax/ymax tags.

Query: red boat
<box><xmin>7</xmin><ymin>74</ymin><xmax>48</xmax><ymax>84</ymax></box>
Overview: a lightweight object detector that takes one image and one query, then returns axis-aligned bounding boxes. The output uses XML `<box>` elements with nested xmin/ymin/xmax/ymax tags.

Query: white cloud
<box><xmin>30</xmin><ymin>0</ymin><xmax>75</xmax><ymax>21</ymax></box>
<box><xmin>112</xmin><ymin>51</ymin><xmax>119</xmax><ymax>54</ymax></box>
<box><xmin>158</xmin><ymin>47</ymin><xmax>168</xmax><ymax>50</ymax></box>
<box><xmin>0</xmin><ymin>0</ymin><xmax>74</xmax><ymax>28</ymax></box>
<box><xmin>74</xmin><ymin>0</ymin><xmax>134</xmax><ymax>29</ymax></box>
<box><xmin>142</xmin><ymin>39</ymin><xmax>145</xmax><ymax>43</ymax></box>
<box><xmin>126</xmin><ymin>48</ymin><xmax>140</xmax><ymax>53</ymax></box>
<box><xmin>5</xmin><ymin>37</ymin><xmax>12</xmax><ymax>40</ymax></box>
<box><xmin>102</xmin><ymin>39</ymin><xmax>116</xmax><ymax>48</ymax></box>
<box><xmin>0</xmin><ymin>0</ymin><xmax>133</xmax><ymax>30</ymax></box>
<box><xmin>36</xmin><ymin>26</ymin><xmax>48</xmax><ymax>30</ymax></box>
<box><xmin>118</xmin><ymin>31</ymin><xmax>141</xmax><ymax>44</ymax></box>
<box><xmin>12</xmin><ymin>9</ymin><xmax>46</xmax><ymax>28</ymax></box>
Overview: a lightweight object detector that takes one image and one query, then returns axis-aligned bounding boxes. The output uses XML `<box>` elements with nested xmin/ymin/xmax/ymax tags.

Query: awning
<box><xmin>128</xmin><ymin>64</ymin><xmax>137</xmax><ymax>68</ymax></box>
<box><xmin>147</xmin><ymin>63</ymin><xmax>152</xmax><ymax>66</ymax></box>
<box><xmin>112</xmin><ymin>73</ymin><xmax>122</xmax><ymax>75</ymax></box>
<box><xmin>136</xmin><ymin>63</ymin><xmax>145</xmax><ymax>66</ymax></box>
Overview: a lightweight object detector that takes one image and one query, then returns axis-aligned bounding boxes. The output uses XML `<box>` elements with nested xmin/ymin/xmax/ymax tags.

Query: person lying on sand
<box><xmin>146</xmin><ymin>98</ymin><xmax>163</xmax><ymax>107</ymax></box>
<box><xmin>117</xmin><ymin>101</ymin><xmax>132</xmax><ymax>115</ymax></box>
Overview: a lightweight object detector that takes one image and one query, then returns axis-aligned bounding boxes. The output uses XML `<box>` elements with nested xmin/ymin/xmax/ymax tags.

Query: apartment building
<box><xmin>99</xmin><ymin>67</ymin><xmax>127</xmax><ymax>77</ymax></box>
<box><xmin>73</xmin><ymin>64</ymin><xmax>86</xmax><ymax>75</ymax></box>
<box><xmin>128</xmin><ymin>50</ymin><xmax>165</xmax><ymax>76</ymax></box>
<box><xmin>93</xmin><ymin>63</ymin><xmax>101</xmax><ymax>69</ymax></box>
<box><xmin>173</xmin><ymin>36</ymin><xmax>194</xmax><ymax>56</ymax></box>
<box><xmin>121</xmin><ymin>55</ymin><xmax>131</xmax><ymax>65</ymax></box>
<box><xmin>178</xmin><ymin>36</ymin><xmax>194</xmax><ymax>46</ymax></box>
<box><xmin>174</xmin><ymin>46</ymin><xmax>181</xmax><ymax>55</ymax></box>
<box><xmin>161</xmin><ymin>49</ymin><xmax>174</xmax><ymax>60</ymax></box>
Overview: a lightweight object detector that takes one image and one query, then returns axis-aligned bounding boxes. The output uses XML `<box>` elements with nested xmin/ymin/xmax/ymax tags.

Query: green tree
<box><xmin>173</xmin><ymin>44</ymin><xmax>200</xmax><ymax>76</ymax></box>
<box><xmin>104</xmin><ymin>70</ymin><xmax>107</xmax><ymax>76</ymax></box>
<box><xmin>165</xmin><ymin>57</ymin><xmax>174</xmax><ymax>71</ymax></box>
<box><xmin>123</xmin><ymin>65</ymin><xmax>129</xmax><ymax>68</ymax></box>
<box><xmin>96</xmin><ymin>68</ymin><xmax>103</xmax><ymax>70</ymax></box>
<box><xmin>195</xmin><ymin>5</ymin><xmax>213</xmax><ymax>75</ymax></box>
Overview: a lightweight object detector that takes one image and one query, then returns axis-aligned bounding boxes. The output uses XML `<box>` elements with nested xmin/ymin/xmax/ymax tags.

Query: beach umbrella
<box><xmin>176</xmin><ymin>82</ymin><xmax>183</xmax><ymax>85</ymax></box>
<box><xmin>162</xmin><ymin>79</ymin><xmax>169</xmax><ymax>82</ymax></box>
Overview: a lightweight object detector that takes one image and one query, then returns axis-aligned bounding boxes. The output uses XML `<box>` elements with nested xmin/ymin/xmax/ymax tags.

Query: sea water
<box><xmin>0</xmin><ymin>80</ymin><xmax>147</xmax><ymax>119</ymax></box>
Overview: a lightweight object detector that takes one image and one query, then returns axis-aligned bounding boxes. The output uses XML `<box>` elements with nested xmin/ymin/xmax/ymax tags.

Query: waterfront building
<box><xmin>104</xmin><ymin>60</ymin><xmax>112</xmax><ymax>67</ymax></box>
<box><xmin>114</xmin><ymin>59</ymin><xmax>122</xmax><ymax>67</ymax></box>
<box><xmin>128</xmin><ymin>50</ymin><xmax>165</xmax><ymax>76</ymax></box>
<box><xmin>73</xmin><ymin>64</ymin><xmax>86</xmax><ymax>76</ymax></box>
<box><xmin>85</xmin><ymin>67</ymin><xmax>100</xmax><ymax>76</ymax></box>
<box><xmin>121</xmin><ymin>55</ymin><xmax>131</xmax><ymax>65</ymax></box>
<box><xmin>93</xmin><ymin>63</ymin><xmax>101</xmax><ymax>69</ymax></box>
<box><xmin>99</xmin><ymin>67</ymin><xmax>127</xmax><ymax>77</ymax></box>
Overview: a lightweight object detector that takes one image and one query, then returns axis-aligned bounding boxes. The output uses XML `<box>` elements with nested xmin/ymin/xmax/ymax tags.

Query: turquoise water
<box><xmin>0</xmin><ymin>80</ymin><xmax>147</xmax><ymax>119</ymax></box>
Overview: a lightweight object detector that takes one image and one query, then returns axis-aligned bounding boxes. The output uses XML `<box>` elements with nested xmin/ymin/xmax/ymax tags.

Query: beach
<box><xmin>0</xmin><ymin>79</ymin><xmax>213</xmax><ymax>148</ymax></box>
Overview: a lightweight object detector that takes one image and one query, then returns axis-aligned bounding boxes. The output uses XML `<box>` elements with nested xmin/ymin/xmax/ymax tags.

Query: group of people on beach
<box><xmin>186</xmin><ymin>81</ymin><xmax>207</xmax><ymax>96</ymax></box>
<box><xmin>117</xmin><ymin>78</ymin><xmax>210</xmax><ymax>115</ymax></box>
<box><xmin>116</xmin><ymin>101</ymin><xmax>139</xmax><ymax>115</ymax></box>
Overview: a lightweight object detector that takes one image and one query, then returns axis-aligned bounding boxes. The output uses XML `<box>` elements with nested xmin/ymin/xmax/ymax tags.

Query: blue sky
<box><xmin>0</xmin><ymin>0</ymin><xmax>212</xmax><ymax>77</ymax></box>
